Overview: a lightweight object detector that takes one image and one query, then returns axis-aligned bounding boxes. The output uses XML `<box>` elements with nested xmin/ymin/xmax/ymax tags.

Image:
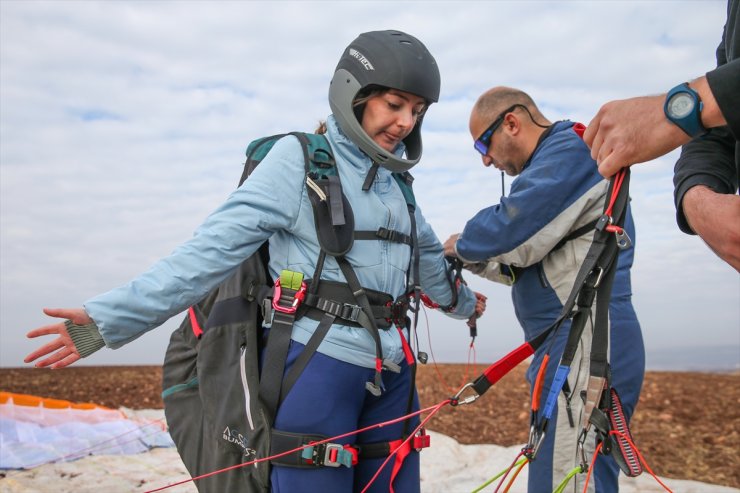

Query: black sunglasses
<box><xmin>473</xmin><ymin>104</ymin><xmax>525</xmax><ymax>155</ymax></box>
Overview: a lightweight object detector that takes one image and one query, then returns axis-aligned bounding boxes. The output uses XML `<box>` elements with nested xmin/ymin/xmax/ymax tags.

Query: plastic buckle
<box><xmin>343</xmin><ymin>444</ymin><xmax>359</xmax><ymax>466</ymax></box>
<box><xmin>323</xmin><ymin>443</ymin><xmax>346</xmax><ymax>467</ymax></box>
<box><xmin>340</xmin><ymin>303</ymin><xmax>362</xmax><ymax>322</ymax></box>
<box><xmin>301</xmin><ymin>443</ymin><xmax>352</xmax><ymax>468</ymax></box>
<box><xmin>272</xmin><ymin>278</ymin><xmax>307</xmax><ymax>314</ymax></box>
<box><xmin>376</xmin><ymin>227</ymin><xmax>391</xmax><ymax>240</ymax></box>
<box><xmin>413</xmin><ymin>430</ymin><xmax>431</xmax><ymax>451</ymax></box>
<box><xmin>595</xmin><ymin>214</ymin><xmax>612</xmax><ymax>232</ymax></box>
<box><xmin>261</xmin><ymin>298</ymin><xmax>274</xmax><ymax>322</ymax></box>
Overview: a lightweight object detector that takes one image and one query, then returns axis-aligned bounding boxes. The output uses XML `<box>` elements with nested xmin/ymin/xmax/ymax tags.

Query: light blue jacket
<box><xmin>84</xmin><ymin>116</ymin><xmax>476</xmax><ymax>368</ymax></box>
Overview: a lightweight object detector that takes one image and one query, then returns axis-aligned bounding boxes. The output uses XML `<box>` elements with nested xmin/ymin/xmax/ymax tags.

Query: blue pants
<box><xmin>269</xmin><ymin>340</ymin><xmax>421</xmax><ymax>493</ymax></box>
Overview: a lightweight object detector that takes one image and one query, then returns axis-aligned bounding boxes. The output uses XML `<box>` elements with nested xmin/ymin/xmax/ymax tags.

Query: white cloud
<box><xmin>1</xmin><ymin>0</ymin><xmax>737</xmax><ymax>369</ymax></box>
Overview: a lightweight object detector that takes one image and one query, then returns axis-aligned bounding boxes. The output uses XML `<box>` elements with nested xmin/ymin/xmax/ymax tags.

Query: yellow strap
<box><xmin>280</xmin><ymin>269</ymin><xmax>304</xmax><ymax>291</ymax></box>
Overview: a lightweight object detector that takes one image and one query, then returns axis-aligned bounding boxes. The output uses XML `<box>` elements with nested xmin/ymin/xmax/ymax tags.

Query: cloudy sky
<box><xmin>1</xmin><ymin>1</ymin><xmax>738</xmax><ymax>370</ymax></box>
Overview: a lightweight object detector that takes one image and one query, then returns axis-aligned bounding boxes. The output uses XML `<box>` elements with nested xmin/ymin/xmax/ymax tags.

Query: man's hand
<box><xmin>473</xmin><ymin>291</ymin><xmax>488</xmax><ymax>318</ymax></box>
<box><xmin>584</xmin><ymin>95</ymin><xmax>689</xmax><ymax>177</ymax></box>
<box><xmin>683</xmin><ymin>186</ymin><xmax>740</xmax><ymax>271</ymax></box>
<box><xmin>444</xmin><ymin>233</ymin><xmax>460</xmax><ymax>258</ymax></box>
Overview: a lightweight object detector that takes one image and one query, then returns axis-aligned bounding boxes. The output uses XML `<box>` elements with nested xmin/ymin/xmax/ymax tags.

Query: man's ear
<box><xmin>503</xmin><ymin>113</ymin><xmax>521</xmax><ymax>135</ymax></box>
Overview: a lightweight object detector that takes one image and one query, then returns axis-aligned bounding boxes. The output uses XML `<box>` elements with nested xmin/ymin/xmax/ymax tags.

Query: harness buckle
<box><xmin>339</xmin><ymin>302</ymin><xmax>362</xmax><ymax>322</ymax></box>
<box><xmin>322</xmin><ymin>443</ymin><xmax>346</xmax><ymax>468</ymax></box>
<box><xmin>301</xmin><ymin>442</ymin><xmax>355</xmax><ymax>468</ymax></box>
<box><xmin>413</xmin><ymin>429</ymin><xmax>431</xmax><ymax>451</ymax></box>
<box><xmin>386</xmin><ymin>299</ymin><xmax>409</xmax><ymax>327</ymax></box>
<box><xmin>604</xmin><ymin>225</ymin><xmax>632</xmax><ymax>249</ymax></box>
<box><xmin>595</xmin><ymin>214</ymin><xmax>612</xmax><ymax>232</ymax></box>
<box><xmin>590</xmin><ymin>266</ymin><xmax>605</xmax><ymax>289</ymax></box>
<box><xmin>577</xmin><ymin>427</ymin><xmax>590</xmax><ymax>470</ymax></box>
<box><xmin>272</xmin><ymin>277</ymin><xmax>307</xmax><ymax>314</ymax></box>
<box><xmin>376</xmin><ymin>227</ymin><xmax>392</xmax><ymax>240</ymax></box>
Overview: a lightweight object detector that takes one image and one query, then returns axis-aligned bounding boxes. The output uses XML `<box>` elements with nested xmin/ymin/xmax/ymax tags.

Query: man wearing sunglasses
<box><xmin>443</xmin><ymin>87</ymin><xmax>644</xmax><ymax>493</ymax></box>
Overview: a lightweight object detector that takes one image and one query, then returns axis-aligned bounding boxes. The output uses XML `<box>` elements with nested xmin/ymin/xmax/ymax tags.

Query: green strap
<box><xmin>161</xmin><ymin>377</ymin><xmax>199</xmax><ymax>398</ymax></box>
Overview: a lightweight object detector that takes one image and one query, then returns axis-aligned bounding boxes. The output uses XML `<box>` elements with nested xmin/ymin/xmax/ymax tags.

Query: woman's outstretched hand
<box><xmin>24</xmin><ymin>308</ymin><xmax>91</xmax><ymax>369</ymax></box>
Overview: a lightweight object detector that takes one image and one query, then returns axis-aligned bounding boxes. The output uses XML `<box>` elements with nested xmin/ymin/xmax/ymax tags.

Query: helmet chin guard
<box><xmin>328</xmin><ymin>30</ymin><xmax>440</xmax><ymax>173</ymax></box>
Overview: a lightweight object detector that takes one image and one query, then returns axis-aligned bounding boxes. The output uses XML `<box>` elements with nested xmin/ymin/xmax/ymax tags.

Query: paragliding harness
<box><xmin>522</xmin><ymin>164</ymin><xmax>643</xmax><ymax>478</ymax></box>
<box><xmin>161</xmin><ymin>132</ymin><xmax>457</xmax><ymax>492</ymax></box>
<box><xmin>452</xmin><ymin>125</ymin><xmax>643</xmax><ymax>480</ymax></box>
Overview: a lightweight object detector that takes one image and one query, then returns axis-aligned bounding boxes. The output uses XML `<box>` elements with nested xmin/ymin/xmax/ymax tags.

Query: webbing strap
<box><xmin>270</xmin><ymin>430</ymin><xmax>402</xmax><ymax>468</ymax></box>
<box><xmin>389</xmin><ymin>439</ymin><xmax>412</xmax><ymax>493</ymax></box>
<box><xmin>302</xmin><ymin>293</ymin><xmax>393</xmax><ymax>329</ymax></box>
<box><xmin>354</xmin><ymin>228</ymin><xmax>413</xmax><ymax>246</ymax></box>
<box><xmin>259</xmin><ymin>286</ymin><xmax>299</xmax><ymax>420</ymax></box>
<box><xmin>403</xmin><ymin>203</ymin><xmax>421</xmax><ymax>436</ymax></box>
<box><xmin>280</xmin><ymin>312</ymin><xmax>336</xmax><ymax>404</ymax></box>
<box><xmin>336</xmin><ymin>257</ymin><xmax>385</xmax><ymax>394</ymax></box>
<box><xmin>546</xmin><ymin>171</ymin><xmax>631</xmax><ymax>429</ymax></box>
<box><xmin>550</xmin><ymin>218</ymin><xmax>599</xmax><ymax>253</ymax></box>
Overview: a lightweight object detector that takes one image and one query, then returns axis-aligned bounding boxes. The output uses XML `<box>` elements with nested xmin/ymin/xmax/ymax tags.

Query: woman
<box><xmin>24</xmin><ymin>30</ymin><xmax>485</xmax><ymax>492</ymax></box>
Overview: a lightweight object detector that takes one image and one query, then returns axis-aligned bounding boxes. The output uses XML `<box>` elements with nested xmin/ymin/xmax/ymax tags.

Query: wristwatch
<box><xmin>664</xmin><ymin>82</ymin><xmax>706</xmax><ymax>138</ymax></box>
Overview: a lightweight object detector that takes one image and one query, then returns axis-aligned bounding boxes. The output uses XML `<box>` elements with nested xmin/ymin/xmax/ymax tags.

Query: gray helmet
<box><xmin>328</xmin><ymin>30</ymin><xmax>441</xmax><ymax>172</ymax></box>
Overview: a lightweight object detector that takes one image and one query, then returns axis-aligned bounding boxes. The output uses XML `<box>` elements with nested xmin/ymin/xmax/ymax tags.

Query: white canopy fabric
<box><xmin>0</xmin><ymin>392</ymin><xmax>173</xmax><ymax>470</ymax></box>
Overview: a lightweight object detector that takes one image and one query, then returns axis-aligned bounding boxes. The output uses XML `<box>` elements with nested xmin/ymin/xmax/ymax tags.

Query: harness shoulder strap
<box><xmin>551</xmin><ymin>218</ymin><xmax>599</xmax><ymax>253</ymax></box>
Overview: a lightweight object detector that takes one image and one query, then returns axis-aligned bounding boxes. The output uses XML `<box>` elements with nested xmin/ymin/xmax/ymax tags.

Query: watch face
<box><xmin>668</xmin><ymin>93</ymin><xmax>695</xmax><ymax>119</ymax></box>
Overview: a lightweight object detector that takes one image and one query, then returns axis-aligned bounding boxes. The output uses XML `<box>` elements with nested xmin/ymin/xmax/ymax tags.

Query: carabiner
<box><xmin>576</xmin><ymin>427</ymin><xmax>590</xmax><ymax>470</ymax></box>
<box><xmin>450</xmin><ymin>382</ymin><xmax>480</xmax><ymax>406</ymax></box>
<box><xmin>272</xmin><ymin>278</ymin><xmax>307</xmax><ymax>314</ymax></box>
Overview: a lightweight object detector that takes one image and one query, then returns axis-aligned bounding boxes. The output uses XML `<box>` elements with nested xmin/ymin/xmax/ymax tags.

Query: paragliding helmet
<box><xmin>328</xmin><ymin>30</ymin><xmax>441</xmax><ymax>173</ymax></box>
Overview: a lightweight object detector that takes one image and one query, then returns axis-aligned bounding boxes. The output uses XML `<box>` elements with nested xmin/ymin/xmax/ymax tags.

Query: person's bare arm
<box><xmin>584</xmin><ymin>76</ymin><xmax>727</xmax><ymax>177</ymax></box>
<box><xmin>682</xmin><ymin>185</ymin><xmax>740</xmax><ymax>272</ymax></box>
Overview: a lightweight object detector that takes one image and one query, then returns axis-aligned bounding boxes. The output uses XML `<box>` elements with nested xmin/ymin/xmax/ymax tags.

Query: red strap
<box><xmin>188</xmin><ymin>306</ymin><xmax>203</xmax><ymax>339</ymax></box>
<box><xmin>531</xmin><ymin>353</ymin><xmax>550</xmax><ymax>412</ymax></box>
<box><xmin>482</xmin><ymin>342</ymin><xmax>534</xmax><ymax>386</ymax></box>
<box><xmin>388</xmin><ymin>439</ymin><xmax>411</xmax><ymax>493</ymax></box>
<box><xmin>419</xmin><ymin>293</ymin><xmax>439</xmax><ymax>309</ymax></box>
<box><xmin>386</xmin><ymin>430</ymin><xmax>430</xmax><ymax>493</ymax></box>
<box><xmin>396</xmin><ymin>327</ymin><xmax>415</xmax><ymax>365</ymax></box>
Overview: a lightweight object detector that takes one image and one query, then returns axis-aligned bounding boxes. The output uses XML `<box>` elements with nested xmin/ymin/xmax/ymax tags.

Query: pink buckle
<box><xmin>272</xmin><ymin>278</ymin><xmax>307</xmax><ymax>314</ymax></box>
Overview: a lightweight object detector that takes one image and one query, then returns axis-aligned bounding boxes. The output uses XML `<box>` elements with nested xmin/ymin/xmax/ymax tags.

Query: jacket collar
<box><xmin>326</xmin><ymin>115</ymin><xmax>407</xmax><ymax>176</ymax></box>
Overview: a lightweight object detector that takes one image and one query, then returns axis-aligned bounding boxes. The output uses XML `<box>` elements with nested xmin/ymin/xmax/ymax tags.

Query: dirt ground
<box><xmin>1</xmin><ymin>363</ymin><xmax>738</xmax><ymax>488</ymax></box>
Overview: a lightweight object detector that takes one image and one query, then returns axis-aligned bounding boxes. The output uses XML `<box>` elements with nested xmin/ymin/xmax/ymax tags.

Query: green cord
<box><xmin>552</xmin><ymin>465</ymin><xmax>585</xmax><ymax>493</ymax></box>
<box><xmin>471</xmin><ymin>458</ymin><xmax>527</xmax><ymax>493</ymax></box>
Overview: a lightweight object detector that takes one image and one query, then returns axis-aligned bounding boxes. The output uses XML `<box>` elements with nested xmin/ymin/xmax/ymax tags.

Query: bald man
<box><xmin>444</xmin><ymin>87</ymin><xmax>644</xmax><ymax>493</ymax></box>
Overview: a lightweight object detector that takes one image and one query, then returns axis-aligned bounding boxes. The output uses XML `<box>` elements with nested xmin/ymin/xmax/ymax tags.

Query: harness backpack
<box><xmin>161</xmin><ymin>132</ymin><xmax>438</xmax><ymax>492</ymax></box>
